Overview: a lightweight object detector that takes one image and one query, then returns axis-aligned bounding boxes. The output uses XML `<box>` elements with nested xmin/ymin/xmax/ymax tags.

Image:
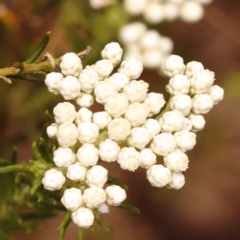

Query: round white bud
<box><xmin>192</xmin><ymin>94</ymin><xmax>214</xmax><ymax>114</ymax></box>
<box><xmin>107</xmin><ymin>118</ymin><xmax>131</xmax><ymax>141</ymax></box>
<box><xmin>53</xmin><ymin>147</ymin><xmax>76</xmax><ymax>167</ymax></box>
<box><xmin>101</xmin><ymin>42</ymin><xmax>123</xmax><ymax>65</ymax></box>
<box><xmin>143</xmin><ymin>3</ymin><xmax>164</xmax><ymax>24</ymax></box>
<box><xmin>127</xmin><ymin>127</ymin><xmax>150</xmax><ymax>150</ymax></box>
<box><xmin>59</xmin><ymin>76</ymin><xmax>81</xmax><ymax>100</ymax></box>
<box><xmin>60</xmin><ymin>52</ymin><xmax>82</xmax><ymax>77</ymax></box>
<box><xmin>207</xmin><ymin>85</ymin><xmax>224</xmax><ymax>105</ymax></box>
<box><xmin>117</xmin><ymin>147</ymin><xmax>140</xmax><ymax>171</ymax></box>
<box><xmin>107</xmin><ymin>73</ymin><xmax>130</xmax><ymax>92</ymax></box>
<box><xmin>66</xmin><ymin>162</ymin><xmax>87</xmax><ymax>182</ymax></box>
<box><xmin>164</xmin><ymin>55</ymin><xmax>186</xmax><ymax>77</ymax></box>
<box><xmin>188</xmin><ymin>113</ymin><xmax>205</xmax><ymax>132</ymax></box>
<box><xmin>79</xmin><ymin>68</ymin><xmax>99</xmax><ymax>93</ymax></box>
<box><xmin>75</xmin><ymin>108</ymin><xmax>93</xmax><ymax>125</ymax></box>
<box><xmin>42</xmin><ymin>169</ymin><xmax>66</xmax><ymax>191</ymax></box>
<box><xmin>147</xmin><ymin>164</ymin><xmax>171</xmax><ymax>187</ymax></box>
<box><xmin>139</xmin><ymin>148</ymin><xmax>157</xmax><ymax>169</ymax></box>
<box><xmin>76</xmin><ymin>93</ymin><xmax>94</xmax><ymax>108</ymax></box>
<box><xmin>93</xmin><ymin>59</ymin><xmax>114</xmax><ymax>80</ymax></box>
<box><xmin>78</xmin><ymin>122</ymin><xmax>99</xmax><ymax>144</ymax></box>
<box><xmin>179</xmin><ymin>2</ymin><xmax>204</xmax><ymax>23</ymax></box>
<box><xmin>46</xmin><ymin>123</ymin><xmax>58</xmax><ymax>138</ymax></box>
<box><xmin>144</xmin><ymin>92</ymin><xmax>166</xmax><ymax>116</ymax></box>
<box><xmin>93</xmin><ymin>111</ymin><xmax>112</xmax><ymax>129</ymax></box>
<box><xmin>99</xmin><ymin>138</ymin><xmax>120</xmax><ymax>162</ymax></box>
<box><xmin>61</xmin><ymin>188</ymin><xmax>83</xmax><ymax>211</ymax></box>
<box><xmin>86</xmin><ymin>165</ymin><xmax>108</xmax><ymax>188</ymax></box>
<box><xmin>45</xmin><ymin>72</ymin><xmax>63</xmax><ymax>94</ymax></box>
<box><xmin>185</xmin><ymin>61</ymin><xmax>204</xmax><ymax>79</ymax></box>
<box><xmin>56</xmin><ymin>122</ymin><xmax>78</xmax><ymax>147</ymax></box>
<box><xmin>97</xmin><ymin>203</ymin><xmax>110</xmax><ymax>214</ymax></box>
<box><xmin>150</xmin><ymin>133</ymin><xmax>176</xmax><ymax>156</ymax></box>
<box><xmin>77</xmin><ymin>143</ymin><xmax>99</xmax><ymax>167</ymax></box>
<box><xmin>105</xmin><ymin>185</ymin><xmax>127</xmax><ymax>206</ymax></box>
<box><xmin>167</xmin><ymin>171</ymin><xmax>185</xmax><ymax>190</ymax></box>
<box><xmin>166</xmin><ymin>74</ymin><xmax>190</xmax><ymax>95</ymax></box>
<box><xmin>53</xmin><ymin>102</ymin><xmax>77</xmax><ymax>124</ymax></box>
<box><xmin>143</xmin><ymin>119</ymin><xmax>161</xmax><ymax>139</ymax></box>
<box><xmin>83</xmin><ymin>186</ymin><xmax>106</xmax><ymax>208</ymax></box>
<box><xmin>71</xmin><ymin>207</ymin><xmax>94</xmax><ymax>228</ymax></box>
<box><xmin>170</xmin><ymin>94</ymin><xmax>192</xmax><ymax>116</ymax></box>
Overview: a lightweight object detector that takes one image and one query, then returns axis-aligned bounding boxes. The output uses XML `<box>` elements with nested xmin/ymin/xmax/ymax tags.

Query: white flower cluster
<box><xmin>119</xmin><ymin>22</ymin><xmax>173</xmax><ymax>71</ymax></box>
<box><xmin>123</xmin><ymin>0</ymin><xmax>212</xmax><ymax>23</ymax></box>
<box><xmin>43</xmin><ymin>42</ymin><xmax>223</xmax><ymax>229</ymax></box>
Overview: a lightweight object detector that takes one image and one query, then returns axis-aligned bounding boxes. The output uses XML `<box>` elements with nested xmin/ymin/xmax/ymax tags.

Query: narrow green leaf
<box><xmin>30</xmin><ymin>179</ymin><xmax>42</xmax><ymax>195</ymax></box>
<box><xmin>107</xmin><ymin>177</ymin><xmax>128</xmax><ymax>190</ymax></box>
<box><xmin>23</xmin><ymin>31</ymin><xmax>51</xmax><ymax>64</ymax></box>
<box><xmin>93</xmin><ymin>210</ymin><xmax>110</xmax><ymax>232</ymax></box>
<box><xmin>58</xmin><ymin>211</ymin><xmax>72</xmax><ymax>240</ymax></box>
<box><xmin>0</xmin><ymin>164</ymin><xmax>30</xmax><ymax>174</ymax></box>
<box><xmin>9</xmin><ymin>73</ymin><xmax>46</xmax><ymax>82</ymax></box>
<box><xmin>32</xmin><ymin>142</ymin><xmax>44</xmax><ymax>161</ymax></box>
<box><xmin>118</xmin><ymin>203</ymin><xmax>140</xmax><ymax>214</ymax></box>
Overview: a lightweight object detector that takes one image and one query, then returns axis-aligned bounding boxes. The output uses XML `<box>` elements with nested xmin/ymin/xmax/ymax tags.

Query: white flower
<box><xmin>127</xmin><ymin>127</ymin><xmax>150</xmax><ymax>150</ymax></box>
<box><xmin>53</xmin><ymin>147</ymin><xmax>76</xmax><ymax>167</ymax></box>
<box><xmin>75</xmin><ymin>108</ymin><xmax>93</xmax><ymax>125</ymax></box>
<box><xmin>124</xmin><ymin>80</ymin><xmax>148</xmax><ymax>103</ymax></box>
<box><xmin>93</xmin><ymin>111</ymin><xmax>112</xmax><ymax>129</ymax></box>
<box><xmin>139</xmin><ymin>148</ymin><xmax>157</xmax><ymax>169</ymax></box>
<box><xmin>59</xmin><ymin>76</ymin><xmax>81</xmax><ymax>100</ymax></box>
<box><xmin>61</xmin><ymin>188</ymin><xmax>83</xmax><ymax>211</ymax></box>
<box><xmin>77</xmin><ymin>143</ymin><xmax>99</xmax><ymax>167</ymax></box>
<box><xmin>105</xmin><ymin>185</ymin><xmax>127</xmax><ymax>206</ymax></box>
<box><xmin>56</xmin><ymin>122</ymin><xmax>78</xmax><ymax>147</ymax></box>
<box><xmin>164</xmin><ymin>150</ymin><xmax>189</xmax><ymax>172</ymax></box>
<box><xmin>159</xmin><ymin>110</ymin><xmax>184</xmax><ymax>133</ymax></box>
<box><xmin>174</xmin><ymin>130</ymin><xmax>196</xmax><ymax>152</ymax></box>
<box><xmin>53</xmin><ymin>102</ymin><xmax>77</xmax><ymax>124</ymax></box>
<box><xmin>94</xmin><ymin>80</ymin><xmax>117</xmax><ymax>104</ymax></box>
<box><xmin>118</xmin><ymin>57</ymin><xmax>143</xmax><ymax>80</ymax></box>
<box><xmin>42</xmin><ymin>169</ymin><xmax>66</xmax><ymax>191</ymax></box>
<box><xmin>207</xmin><ymin>85</ymin><xmax>224</xmax><ymax>105</ymax></box>
<box><xmin>143</xmin><ymin>119</ymin><xmax>161</xmax><ymax>139</ymax></box>
<box><xmin>190</xmin><ymin>69</ymin><xmax>215</xmax><ymax>94</ymax></box>
<box><xmin>150</xmin><ymin>133</ymin><xmax>176</xmax><ymax>156</ymax></box>
<box><xmin>179</xmin><ymin>1</ymin><xmax>204</xmax><ymax>23</ymax></box>
<box><xmin>167</xmin><ymin>171</ymin><xmax>185</xmax><ymax>190</ymax></box>
<box><xmin>164</xmin><ymin>55</ymin><xmax>186</xmax><ymax>78</ymax></box>
<box><xmin>78</xmin><ymin>122</ymin><xmax>99</xmax><ymax>144</ymax></box>
<box><xmin>185</xmin><ymin>61</ymin><xmax>204</xmax><ymax>79</ymax></box>
<box><xmin>78</xmin><ymin>68</ymin><xmax>99</xmax><ymax>93</ymax></box>
<box><xmin>107</xmin><ymin>118</ymin><xmax>131</xmax><ymax>141</ymax></box>
<box><xmin>170</xmin><ymin>94</ymin><xmax>192</xmax><ymax>116</ymax></box>
<box><xmin>105</xmin><ymin>93</ymin><xmax>129</xmax><ymax>118</ymax></box>
<box><xmin>119</xmin><ymin>22</ymin><xmax>146</xmax><ymax>45</ymax></box>
<box><xmin>97</xmin><ymin>203</ymin><xmax>110</xmax><ymax>214</ymax></box>
<box><xmin>86</xmin><ymin>165</ymin><xmax>108</xmax><ymax>187</ymax></box>
<box><xmin>144</xmin><ymin>92</ymin><xmax>166</xmax><ymax>116</ymax></box>
<box><xmin>71</xmin><ymin>207</ymin><xmax>94</xmax><ymax>228</ymax></box>
<box><xmin>117</xmin><ymin>147</ymin><xmax>140</xmax><ymax>171</ymax></box>
<box><xmin>46</xmin><ymin>123</ymin><xmax>58</xmax><ymax>138</ymax></box>
<box><xmin>188</xmin><ymin>113</ymin><xmax>205</xmax><ymax>132</ymax></box>
<box><xmin>99</xmin><ymin>138</ymin><xmax>120</xmax><ymax>162</ymax></box>
<box><xmin>192</xmin><ymin>94</ymin><xmax>214</xmax><ymax>114</ymax></box>
<box><xmin>125</xmin><ymin>102</ymin><xmax>149</xmax><ymax>127</ymax></box>
<box><xmin>123</xmin><ymin>0</ymin><xmax>147</xmax><ymax>15</ymax></box>
<box><xmin>166</xmin><ymin>74</ymin><xmax>190</xmax><ymax>95</ymax></box>
<box><xmin>45</xmin><ymin>72</ymin><xmax>63</xmax><ymax>94</ymax></box>
<box><xmin>143</xmin><ymin>2</ymin><xmax>164</xmax><ymax>24</ymax></box>
<box><xmin>101</xmin><ymin>42</ymin><xmax>123</xmax><ymax>65</ymax></box>
<box><xmin>66</xmin><ymin>162</ymin><xmax>87</xmax><ymax>182</ymax></box>
<box><xmin>60</xmin><ymin>52</ymin><xmax>82</xmax><ymax>77</ymax></box>
<box><xmin>76</xmin><ymin>93</ymin><xmax>94</xmax><ymax>108</ymax></box>
<box><xmin>93</xmin><ymin>59</ymin><xmax>114</xmax><ymax>80</ymax></box>
<box><xmin>107</xmin><ymin>73</ymin><xmax>130</xmax><ymax>92</ymax></box>
<box><xmin>83</xmin><ymin>186</ymin><xmax>106</xmax><ymax>208</ymax></box>
<box><xmin>147</xmin><ymin>164</ymin><xmax>171</xmax><ymax>188</ymax></box>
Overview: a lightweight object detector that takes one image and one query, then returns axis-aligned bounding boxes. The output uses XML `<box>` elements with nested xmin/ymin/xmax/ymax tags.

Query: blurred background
<box><xmin>0</xmin><ymin>0</ymin><xmax>240</xmax><ymax>239</ymax></box>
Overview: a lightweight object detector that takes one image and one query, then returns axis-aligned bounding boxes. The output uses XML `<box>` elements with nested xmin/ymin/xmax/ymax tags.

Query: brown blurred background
<box><xmin>1</xmin><ymin>0</ymin><xmax>240</xmax><ymax>239</ymax></box>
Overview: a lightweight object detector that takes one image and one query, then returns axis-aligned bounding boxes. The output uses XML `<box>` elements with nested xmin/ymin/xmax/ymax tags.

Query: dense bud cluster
<box><xmin>123</xmin><ymin>0</ymin><xmax>212</xmax><ymax>23</ymax></box>
<box><xmin>43</xmin><ymin>42</ymin><xmax>223</xmax><ymax>228</ymax></box>
<box><xmin>119</xmin><ymin>22</ymin><xmax>173</xmax><ymax>71</ymax></box>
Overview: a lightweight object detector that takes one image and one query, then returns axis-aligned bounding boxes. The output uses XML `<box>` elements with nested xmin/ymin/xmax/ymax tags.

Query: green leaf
<box><xmin>107</xmin><ymin>177</ymin><xmax>128</xmax><ymax>190</ymax></box>
<box><xmin>93</xmin><ymin>210</ymin><xmax>110</xmax><ymax>232</ymax></box>
<box><xmin>23</xmin><ymin>31</ymin><xmax>51</xmax><ymax>64</ymax></box>
<box><xmin>9</xmin><ymin>73</ymin><xmax>46</xmax><ymax>82</ymax></box>
<box><xmin>30</xmin><ymin>179</ymin><xmax>43</xmax><ymax>195</ymax></box>
<box><xmin>118</xmin><ymin>203</ymin><xmax>140</xmax><ymax>214</ymax></box>
<box><xmin>58</xmin><ymin>211</ymin><xmax>72</xmax><ymax>240</ymax></box>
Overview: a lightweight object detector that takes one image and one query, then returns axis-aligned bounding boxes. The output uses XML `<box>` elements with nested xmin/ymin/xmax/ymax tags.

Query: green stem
<box><xmin>0</xmin><ymin>164</ymin><xmax>31</xmax><ymax>174</ymax></box>
<box><xmin>154</xmin><ymin>99</ymin><xmax>171</xmax><ymax>121</ymax></box>
<box><xmin>94</xmin><ymin>129</ymin><xmax>108</xmax><ymax>146</ymax></box>
<box><xmin>78</xmin><ymin>228</ymin><xmax>84</xmax><ymax>240</ymax></box>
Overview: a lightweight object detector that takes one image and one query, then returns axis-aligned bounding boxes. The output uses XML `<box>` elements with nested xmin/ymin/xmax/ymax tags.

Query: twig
<box><xmin>0</xmin><ymin>75</ymin><xmax>12</xmax><ymax>84</ymax></box>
